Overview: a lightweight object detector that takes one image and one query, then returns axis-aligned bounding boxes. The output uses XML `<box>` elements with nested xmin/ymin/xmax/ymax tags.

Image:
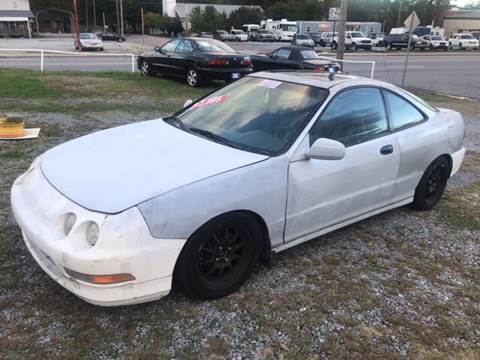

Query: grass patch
<box><xmin>0</xmin><ymin>69</ymin><xmax>213</xmax><ymax>114</ymax></box>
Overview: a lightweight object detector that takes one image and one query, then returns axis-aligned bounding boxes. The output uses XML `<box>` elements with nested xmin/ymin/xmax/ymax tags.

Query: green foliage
<box><xmin>227</xmin><ymin>7</ymin><xmax>264</xmax><ymax>29</ymax></box>
<box><xmin>190</xmin><ymin>6</ymin><xmax>227</xmax><ymax>32</ymax></box>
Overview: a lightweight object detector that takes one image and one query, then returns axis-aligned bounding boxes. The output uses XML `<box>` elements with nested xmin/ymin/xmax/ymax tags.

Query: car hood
<box><xmin>40</xmin><ymin>119</ymin><xmax>268</xmax><ymax>214</ymax></box>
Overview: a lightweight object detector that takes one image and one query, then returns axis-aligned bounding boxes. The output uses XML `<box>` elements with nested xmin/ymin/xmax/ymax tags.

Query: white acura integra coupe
<box><xmin>11</xmin><ymin>72</ymin><xmax>465</xmax><ymax>306</ymax></box>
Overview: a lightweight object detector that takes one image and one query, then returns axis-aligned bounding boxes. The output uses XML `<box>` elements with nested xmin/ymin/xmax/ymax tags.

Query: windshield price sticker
<box><xmin>192</xmin><ymin>95</ymin><xmax>227</xmax><ymax>109</ymax></box>
<box><xmin>259</xmin><ymin>79</ymin><xmax>282</xmax><ymax>89</ymax></box>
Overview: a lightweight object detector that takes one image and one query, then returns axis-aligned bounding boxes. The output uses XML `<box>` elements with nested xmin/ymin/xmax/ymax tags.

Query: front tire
<box><xmin>411</xmin><ymin>157</ymin><xmax>450</xmax><ymax>211</ymax></box>
<box><xmin>174</xmin><ymin>212</ymin><xmax>264</xmax><ymax>299</ymax></box>
<box><xmin>186</xmin><ymin>67</ymin><xmax>202</xmax><ymax>87</ymax></box>
<box><xmin>350</xmin><ymin>43</ymin><xmax>357</xmax><ymax>51</ymax></box>
<box><xmin>331</xmin><ymin>41</ymin><xmax>338</xmax><ymax>50</ymax></box>
<box><xmin>140</xmin><ymin>60</ymin><xmax>151</xmax><ymax>76</ymax></box>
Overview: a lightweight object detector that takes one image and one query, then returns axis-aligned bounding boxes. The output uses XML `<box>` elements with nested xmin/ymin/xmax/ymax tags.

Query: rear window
<box><xmin>300</xmin><ymin>50</ymin><xmax>318</xmax><ymax>59</ymax></box>
<box><xmin>461</xmin><ymin>34</ymin><xmax>474</xmax><ymax>39</ymax></box>
<box><xmin>196</xmin><ymin>39</ymin><xmax>235</xmax><ymax>53</ymax></box>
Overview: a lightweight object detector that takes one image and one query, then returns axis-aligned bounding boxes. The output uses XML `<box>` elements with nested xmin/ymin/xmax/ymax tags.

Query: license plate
<box><xmin>231</xmin><ymin>73</ymin><xmax>241</xmax><ymax>79</ymax></box>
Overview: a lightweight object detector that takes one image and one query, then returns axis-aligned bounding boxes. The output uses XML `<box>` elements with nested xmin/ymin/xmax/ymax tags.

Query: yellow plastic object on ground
<box><xmin>0</xmin><ymin>114</ymin><xmax>26</xmax><ymax>138</ymax></box>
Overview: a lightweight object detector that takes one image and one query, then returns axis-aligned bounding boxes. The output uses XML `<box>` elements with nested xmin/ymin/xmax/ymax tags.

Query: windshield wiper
<box><xmin>163</xmin><ymin>116</ymin><xmax>188</xmax><ymax>131</ymax></box>
<box><xmin>188</xmin><ymin>127</ymin><xmax>242</xmax><ymax>149</ymax></box>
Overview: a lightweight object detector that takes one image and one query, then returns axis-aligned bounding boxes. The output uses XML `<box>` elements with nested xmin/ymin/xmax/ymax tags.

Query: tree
<box><xmin>189</xmin><ymin>5</ymin><xmax>227</xmax><ymax>32</ymax></box>
<box><xmin>227</xmin><ymin>6</ymin><xmax>263</xmax><ymax>29</ymax></box>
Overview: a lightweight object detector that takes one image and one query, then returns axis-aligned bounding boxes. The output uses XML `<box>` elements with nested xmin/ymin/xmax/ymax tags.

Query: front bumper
<box><xmin>356</xmin><ymin>43</ymin><xmax>373</xmax><ymax>49</ymax></box>
<box><xmin>81</xmin><ymin>42</ymin><xmax>103</xmax><ymax>49</ymax></box>
<box><xmin>11</xmin><ymin>159</ymin><xmax>186</xmax><ymax>306</ymax></box>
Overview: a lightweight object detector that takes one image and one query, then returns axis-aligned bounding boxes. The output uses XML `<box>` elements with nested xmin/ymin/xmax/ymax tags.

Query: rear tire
<box><xmin>186</xmin><ymin>67</ymin><xmax>202</xmax><ymax>87</ymax></box>
<box><xmin>331</xmin><ymin>41</ymin><xmax>338</xmax><ymax>50</ymax></box>
<box><xmin>174</xmin><ymin>212</ymin><xmax>263</xmax><ymax>299</ymax></box>
<box><xmin>386</xmin><ymin>43</ymin><xmax>392</xmax><ymax>51</ymax></box>
<box><xmin>411</xmin><ymin>157</ymin><xmax>450</xmax><ymax>211</ymax></box>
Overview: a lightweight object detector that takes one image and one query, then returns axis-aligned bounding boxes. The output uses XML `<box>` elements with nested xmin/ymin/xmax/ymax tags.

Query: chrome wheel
<box><xmin>140</xmin><ymin>61</ymin><xmax>150</xmax><ymax>76</ymax></box>
<box><xmin>187</xmin><ymin>68</ymin><xmax>199</xmax><ymax>87</ymax></box>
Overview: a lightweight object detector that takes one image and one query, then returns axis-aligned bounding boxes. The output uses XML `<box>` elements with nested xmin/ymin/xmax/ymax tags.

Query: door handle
<box><xmin>380</xmin><ymin>145</ymin><xmax>394</xmax><ymax>155</ymax></box>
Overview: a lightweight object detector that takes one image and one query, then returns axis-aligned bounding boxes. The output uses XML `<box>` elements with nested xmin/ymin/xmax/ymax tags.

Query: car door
<box><xmin>382</xmin><ymin>89</ymin><xmax>431</xmax><ymax>200</ymax></box>
<box><xmin>270</xmin><ymin>48</ymin><xmax>295</xmax><ymax>70</ymax></box>
<box><xmin>150</xmin><ymin>39</ymin><xmax>181</xmax><ymax>74</ymax></box>
<box><xmin>171</xmin><ymin>39</ymin><xmax>196</xmax><ymax>77</ymax></box>
<box><xmin>284</xmin><ymin>87</ymin><xmax>400</xmax><ymax>242</ymax></box>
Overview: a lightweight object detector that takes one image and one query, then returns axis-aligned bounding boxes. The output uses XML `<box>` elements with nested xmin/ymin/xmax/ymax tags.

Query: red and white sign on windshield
<box><xmin>192</xmin><ymin>95</ymin><xmax>227</xmax><ymax>109</ymax></box>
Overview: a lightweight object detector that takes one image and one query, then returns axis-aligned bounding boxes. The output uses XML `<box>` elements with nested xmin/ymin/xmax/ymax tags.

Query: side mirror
<box><xmin>154</xmin><ymin>46</ymin><xmax>160</xmax><ymax>52</ymax></box>
<box><xmin>306</xmin><ymin>138</ymin><xmax>346</xmax><ymax>160</ymax></box>
<box><xmin>183</xmin><ymin>99</ymin><xmax>193</xmax><ymax>108</ymax></box>
<box><xmin>346</xmin><ymin>35</ymin><xmax>351</xmax><ymax>39</ymax></box>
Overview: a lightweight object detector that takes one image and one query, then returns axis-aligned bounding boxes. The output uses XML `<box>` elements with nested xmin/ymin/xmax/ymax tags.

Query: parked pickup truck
<box><xmin>382</xmin><ymin>33</ymin><xmax>416</xmax><ymax>50</ymax></box>
<box><xmin>331</xmin><ymin>31</ymin><xmax>373</xmax><ymax>51</ymax></box>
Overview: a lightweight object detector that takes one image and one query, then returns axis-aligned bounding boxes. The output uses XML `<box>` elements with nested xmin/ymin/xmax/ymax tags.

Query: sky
<box><xmin>451</xmin><ymin>0</ymin><xmax>477</xmax><ymax>7</ymax></box>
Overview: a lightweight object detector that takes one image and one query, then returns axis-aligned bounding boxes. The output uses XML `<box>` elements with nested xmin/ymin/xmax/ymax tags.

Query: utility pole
<box><xmin>141</xmin><ymin>8</ymin><xmax>145</xmax><ymax>45</ymax></box>
<box><xmin>93</xmin><ymin>0</ymin><xmax>96</xmax><ymax>27</ymax></box>
<box><xmin>115</xmin><ymin>0</ymin><xmax>120</xmax><ymax>33</ymax></box>
<box><xmin>102</xmin><ymin>12</ymin><xmax>106</xmax><ymax>29</ymax></box>
<box><xmin>397</xmin><ymin>0</ymin><xmax>403</xmax><ymax>27</ymax></box>
<box><xmin>119</xmin><ymin>0</ymin><xmax>124</xmax><ymax>36</ymax></box>
<box><xmin>85</xmin><ymin>0</ymin><xmax>89</xmax><ymax>30</ymax></box>
<box><xmin>336</xmin><ymin>0</ymin><xmax>348</xmax><ymax>67</ymax></box>
<box><xmin>73</xmin><ymin>0</ymin><xmax>82</xmax><ymax>51</ymax></box>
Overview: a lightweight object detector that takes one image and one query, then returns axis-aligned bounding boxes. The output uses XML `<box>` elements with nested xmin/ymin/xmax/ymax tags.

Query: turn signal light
<box><xmin>314</xmin><ymin>66</ymin><xmax>326</xmax><ymax>72</ymax></box>
<box><xmin>65</xmin><ymin>268</ymin><xmax>135</xmax><ymax>285</ymax></box>
<box><xmin>208</xmin><ymin>59</ymin><xmax>229</xmax><ymax>66</ymax></box>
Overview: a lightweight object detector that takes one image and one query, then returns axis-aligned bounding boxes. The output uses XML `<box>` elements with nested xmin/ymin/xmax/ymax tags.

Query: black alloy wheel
<box><xmin>412</xmin><ymin>157</ymin><xmax>450</xmax><ymax>211</ymax></box>
<box><xmin>174</xmin><ymin>213</ymin><xmax>263</xmax><ymax>299</ymax></box>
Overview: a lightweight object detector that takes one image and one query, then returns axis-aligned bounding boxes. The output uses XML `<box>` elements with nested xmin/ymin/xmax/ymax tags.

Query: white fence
<box><xmin>0</xmin><ymin>49</ymin><xmax>136</xmax><ymax>73</ymax></box>
<box><xmin>317</xmin><ymin>55</ymin><xmax>376</xmax><ymax>79</ymax></box>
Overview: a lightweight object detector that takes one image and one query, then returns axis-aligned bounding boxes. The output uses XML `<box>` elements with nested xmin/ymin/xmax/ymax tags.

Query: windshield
<box><xmin>297</xmin><ymin>35</ymin><xmax>310</xmax><ymax>39</ymax></box>
<box><xmin>461</xmin><ymin>34</ymin><xmax>474</xmax><ymax>39</ymax></box>
<box><xmin>300</xmin><ymin>50</ymin><xmax>318</xmax><ymax>59</ymax></box>
<box><xmin>350</xmin><ymin>32</ymin><xmax>364</xmax><ymax>38</ymax></box>
<box><xmin>176</xmin><ymin>77</ymin><xmax>327</xmax><ymax>155</ymax></box>
<box><xmin>259</xmin><ymin>30</ymin><xmax>271</xmax><ymax>34</ymax></box>
<box><xmin>196</xmin><ymin>39</ymin><xmax>235</xmax><ymax>52</ymax></box>
<box><xmin>80</xmin><ymin>33</ymin><xmax>97</xmax><ymax>39</ymax></box>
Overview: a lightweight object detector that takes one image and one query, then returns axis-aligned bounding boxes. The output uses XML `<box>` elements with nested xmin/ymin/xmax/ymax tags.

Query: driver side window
<box><xmin>309</xmin><ymin>87</ymin><xmax>388</xmax><ymax>147</ymax></box>
<box><xmin>273</xmin><ymin>49</ymin><xmax>291</xmax><ymax>59</ymax></box>
<box><xmin>161</xmin><ymin>39</ymin><xmax>180</xmax><ymax>53</ymax></box>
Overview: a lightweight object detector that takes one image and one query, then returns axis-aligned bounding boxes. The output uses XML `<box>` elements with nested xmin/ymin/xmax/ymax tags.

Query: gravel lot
<box><xmin>0</xmin><ymin>71</ymin><xmax>479</xmax><ymax>358</ymax></box>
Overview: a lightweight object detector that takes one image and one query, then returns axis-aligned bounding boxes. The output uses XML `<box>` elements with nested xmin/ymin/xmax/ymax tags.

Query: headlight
<box><xmin>63</xmin><ymin>213</ymin><xmax>77</xmax><ymax>236</ymax></box>
<box><xmin>86</xmin><ymin>222</ymin><xmax>99</xmax><ymax>246</ymax></box>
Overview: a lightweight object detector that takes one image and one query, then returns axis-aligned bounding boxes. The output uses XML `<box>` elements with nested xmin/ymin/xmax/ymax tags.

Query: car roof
<box><xmin>278</xmin><ymin>45</ymin><xmax>315</xmax><ymax>51</ymax></box>
<box><xmin>248</xmin><ymin>71</ymin><xmax>396</xmax><ymax>91</ymax></box>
